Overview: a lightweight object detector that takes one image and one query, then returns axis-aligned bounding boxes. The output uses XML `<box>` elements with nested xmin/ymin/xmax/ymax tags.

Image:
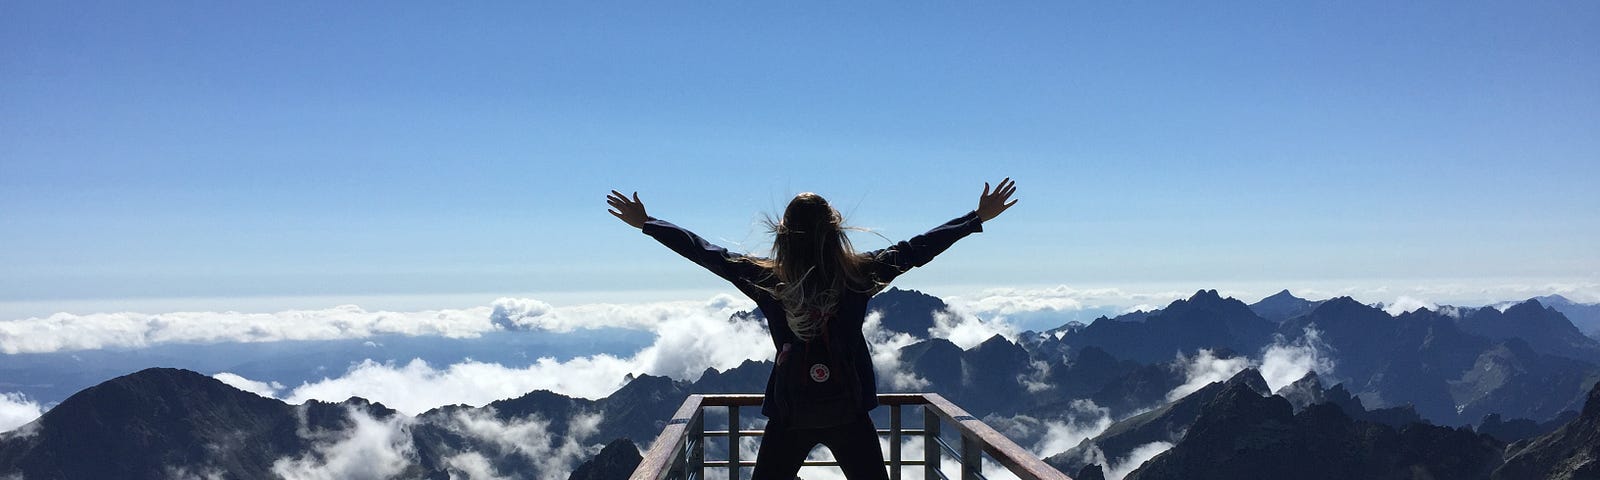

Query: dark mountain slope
<box><xmin>568</xmin><ymin>438</ymin><xmax>643</xmax><ymax>480</ymax></box>
<box><xmin>1494</xmin><ymin>380</ymin><xmax>1600</xmax><ymax>480</ymax></box>
<box><xmin>1045</xmin><ymin>368</ymin><xmax>1270</xmax><ymax>475</ymax></box>
<box><xmin>0</xmin><ymin>368</ymin><xmax>334</xmax><ymax>479</ymax></box>
<box><xmin>1124</xmin><ymin>380</ymin><xmax>1504</xmax><ymax>480</ymax></box>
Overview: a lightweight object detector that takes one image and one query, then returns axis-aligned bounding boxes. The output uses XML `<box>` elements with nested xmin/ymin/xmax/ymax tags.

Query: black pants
<box><xmin>751</xmin><ymin>414</ymin><xmax>890</xmax><ymax>480</ymax></box>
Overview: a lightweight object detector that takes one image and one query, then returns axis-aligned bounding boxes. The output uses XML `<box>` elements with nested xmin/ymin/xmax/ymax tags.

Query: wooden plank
<box><xmin>878</xmin><ymin>393</ymin><xmax>932</xmax><ymax>405</ymax></box>
<box><xmin>922</xmin><ymin>394</ymin><xmax>1073</xmax><ymax>480</ymax></box>
<box><xmin>698</xmin><ymin>394</ymin><xmax>765</xmax><ymax>407</ymax></box>
<box><xmin>629</xmin><ymin>395</ymin><xmax>705</xmax><ymax>480</ymax></box>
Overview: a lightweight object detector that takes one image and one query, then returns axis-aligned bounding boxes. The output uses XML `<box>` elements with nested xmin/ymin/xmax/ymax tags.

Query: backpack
<box><xmin>773</xmin><ymin>325</ymin><xmax>863</xmax><ymax>429</ymax></box>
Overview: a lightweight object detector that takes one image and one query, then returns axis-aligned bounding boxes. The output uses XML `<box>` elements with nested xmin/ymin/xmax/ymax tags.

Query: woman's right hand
<box><xmin>976</xmin><ymin>178</ymin><xmax>1018</xmax><ymax>222</ymax></box>
<box><xmin>607</xmin><ymin>190</ymin><xmax>651</xmax><ymax>229</ymax></box>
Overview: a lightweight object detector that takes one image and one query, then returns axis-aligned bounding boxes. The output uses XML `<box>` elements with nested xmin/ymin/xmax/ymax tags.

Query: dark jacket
<box><xmin>641</xmin><ymin>210</ymin><xmax>984</xmax><ymax>418</ymax></box>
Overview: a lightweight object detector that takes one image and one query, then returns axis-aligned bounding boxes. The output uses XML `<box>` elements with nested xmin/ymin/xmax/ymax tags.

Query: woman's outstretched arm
<box><xmin>871</xmin><ymin>178</ymin><xmax>1018</xmax><ymax>282</ymax></box>
<box><xmin>607</xmin><ymin>190</ymin><xmax>760</xmax><ymax>285</ymax></box>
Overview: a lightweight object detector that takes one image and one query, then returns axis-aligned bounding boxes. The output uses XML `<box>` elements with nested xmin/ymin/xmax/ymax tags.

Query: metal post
<box><xmin>689</xmin><ymin>410</ymin><xmax>704</xmax><ymax>480</ymax></box>
<box><xmin>923</xmin><ymin>407</ymin><xmax>941</xmax><ymax>480</ymax></box>
<box><xmin>890</xmin><ymin>405</ymin><xmax>903</xmax><ymax>480</ymax></box>
<box><xmin>728</xmin><ymin>406</ymin><xmax>741</xmax><ymax>480</ymax></box>
<box><xmin>960</xmin><ymin>434</ymin><xmax>980</xmax><ymax>480</ymax></box>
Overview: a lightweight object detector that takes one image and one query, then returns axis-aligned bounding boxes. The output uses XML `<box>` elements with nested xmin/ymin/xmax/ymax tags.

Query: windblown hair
<box><xmin>745</xmin><ymin>193</ymin><xmax>883</xmax><ymax>342</ymax></box>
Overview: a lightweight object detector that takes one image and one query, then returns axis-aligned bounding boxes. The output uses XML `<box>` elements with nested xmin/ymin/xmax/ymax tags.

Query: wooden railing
<box><xmin>630</xmin><ymin>393</ymin><xmax>1073</xmax><ymax>480</ymax></box>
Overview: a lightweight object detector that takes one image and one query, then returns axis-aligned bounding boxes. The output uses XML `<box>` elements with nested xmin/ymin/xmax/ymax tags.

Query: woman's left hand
<box><xmin>976</xmin><ymin>178</ymin><xmax>1018</xmax><ymax>222</ymax></box>
<box><xmin>607</xmin><ymin>190</ymin><xmax>651</xmax><ymax>229</ymax></box>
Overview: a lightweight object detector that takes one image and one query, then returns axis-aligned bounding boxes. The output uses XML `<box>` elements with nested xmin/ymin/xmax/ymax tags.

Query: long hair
<box><xmin>745</xmin><ymin>193</ymin><xmax>882</xmax><ymax>342</ymax></box>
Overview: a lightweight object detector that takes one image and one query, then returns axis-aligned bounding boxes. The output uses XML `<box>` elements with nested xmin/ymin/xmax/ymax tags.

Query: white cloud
<box><xmin>1165</xmin><ymin>350</ymin><xmax>1250</xmax><ymax>402</ymax></box>
<box><xmin>491</xmin><ymin>294</ymin><xmax>751</xmax><ymax>333</ymax></box>
<box><xmin>444</xmin><ymin>452</ymin><xmax>510</xmax><ymax>480</ymax></box>
<box><xmin>283</xmin><ymin>357</ymin><xmax>635</xmax><ymax>415</ymax></box>
<box><xmin>864</xmin><ymin>311</ymin><xmax>930</xmax><ymax>391</ymax></box>
<box><xmin>1382</xmin><ymin>296</ymin><xmax>1437</xmax><ymax>316</ymax></box>
<box><xmin>1258</xmin><ymin>328</ymin><xmax>1335</xmax><ymax>392</ymax></box>
<box><xmin>213</xmin><ymin>372</ymin><xmax>285</xmax><ymax>398</ymax></box>
<box><xmin>259</xmin><ymin>301</ymin><xmax>773</xmax><ymax>414</ymax></box>
<box><xmin>930</xmin><ymin>308</ymin><xmax>1018</xmax><ymax>350</ymax></box>
<box><xmin>0</xmin><ymin>294</ymin><xmax>756</xmax><ymax>354</ymax></box>
<box><xmin>1019</xmin><ymin>359</ymin><xmax>1054</xmax><ymax>394</ymax></box>
<box><xmin>446</xmin><ymin>409</ymin><xmax>603</xmax><ymax>480</ymax></box>
<box><xmin>625</xmin><ymin>303</ymin><xmax>773</xmax><ymax>382</ymax></box>
<box><xmin>265</xmin><ymin>403</ymin><xmax>604</xmax><ymax>480</ymax></box>
<box><xmin>945</xmin><ymin>285</ymin><xmax>1187</xmax><ymax>318</ymax></box>
<box><xmin>0</xmin><ymin>305</ymin><xmax>497</xmax><ymax>354</ymax></box>
<box><xmin>1164</xmin><ymin>328</ymin><xmax>1336</xmax><ymax>402</ymax></box>
<box><xmin>0</xmin><ymin>392</ymin><xmax>43</xmax><ymax>434</ymax></box>
<box><xmin>1105</xmin><ymin>441</ymin><xmax>1174</xmax><ymax>480</ymax></box>
<box><xmin>164</xmin><ymin>465</ymin><xmax>225</xmax><ymax>480</ymax></box>
<box><xmin>1032</xmin><ymin>400</ymin><xmax>1114</xmax><ymax>458</ymax></box>
<box><xmin>273</xmin><ymin>407</ymin><xmax>417</xmax><ymax>480</ymax></box>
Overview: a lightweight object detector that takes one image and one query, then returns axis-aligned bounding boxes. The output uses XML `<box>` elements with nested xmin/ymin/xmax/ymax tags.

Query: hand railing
<box><xmin>630</xmin><ymin>393</ymin><xmax>1073</xmax><ymax>480</ymax></box>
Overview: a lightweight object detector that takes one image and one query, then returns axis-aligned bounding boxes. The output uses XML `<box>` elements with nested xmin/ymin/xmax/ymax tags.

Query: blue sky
<box><xmin>3</xmin><ymin>2</ymin><xmax>1597</xmax><ymax>316</ymax></box>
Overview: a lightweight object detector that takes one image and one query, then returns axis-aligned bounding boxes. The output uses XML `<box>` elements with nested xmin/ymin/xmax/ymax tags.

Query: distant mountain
<box><xmin>894</xmin><ymin>334</ymin><xmax>1036</xmax><ymax>416</ymax></box>
<box><xmin>1276</xmin><ymin>298</ymin><xmax>1599</xmax><ymax>424</ymax></box>
<box><xmin>0</xmin><ymin>363</ymin><xmax>764</xmax><ymax>480</ymax></box>
<box><xmin>1249</xmin><ymin>290</ymin><xmax>1322</xmax><ymax>323</ymax></box>
<box><xmin>1123</xmin><ymin>377</ymin><xmax>1505</xmax><ymax>480</ymax></box>
<box><xmin>1536</xmin><ymin>295</ymin><xmax>1600</xmax><ymax>339</ymax></box>
<box><xmin>898</xmin><ymin>335</ymin><xmax>1185</xmax><ymax>420</ymax></box>
<box><xmin>1057</xmin><ymin>290</ymin><xmax>1277</xmax><ymax>364</ymax></box>
<box><xmin>866</xmin><ymin>287</ymin><xmax>948</xmax><ymax>337</ymax></box>
<box><xmin>1457</xmin><ymin>300</ymin><xmax>1600</xmax><ymax>363</ymax></box>
<box><xmin>1495</xmin><ymin>380</ymin><xmax>1600</xmax><ymax>479</ymax></box>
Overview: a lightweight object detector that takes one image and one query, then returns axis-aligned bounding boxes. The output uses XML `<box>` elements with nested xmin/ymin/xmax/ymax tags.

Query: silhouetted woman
<box><xmin>606</xmin><ymin>179</ymin><xmax>1017</xmax><ymax>480</ymax></box>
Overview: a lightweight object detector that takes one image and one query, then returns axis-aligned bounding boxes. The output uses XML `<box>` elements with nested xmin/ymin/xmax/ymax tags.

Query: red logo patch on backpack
<box><xmin>809</xmin><ymin>363</ymin><xmax>830</xmax><ymax>382</ymax></box>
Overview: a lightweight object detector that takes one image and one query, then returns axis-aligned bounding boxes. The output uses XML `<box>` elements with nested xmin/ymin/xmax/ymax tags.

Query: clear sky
<box><xmin>3</xmin><ymin>2</ymin><xmax>1597</xmax><ymax>316</ymax></box>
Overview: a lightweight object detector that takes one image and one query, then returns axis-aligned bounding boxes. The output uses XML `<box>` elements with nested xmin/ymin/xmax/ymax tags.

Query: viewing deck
<box><xmin>629</xmin><ymin>393</ymin><xmax>1073</xmax><ymax>480</ymax></box>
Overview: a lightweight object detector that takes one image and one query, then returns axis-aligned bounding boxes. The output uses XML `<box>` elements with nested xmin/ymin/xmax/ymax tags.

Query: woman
<box><xmin>605</xmin><ymin>179</ymin><xmax>1017</xmax><ymax>480</ymax></box>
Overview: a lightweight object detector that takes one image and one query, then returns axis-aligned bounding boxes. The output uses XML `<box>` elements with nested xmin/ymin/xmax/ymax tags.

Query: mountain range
<box><xmin>3</xmin><ymin>288</ymin><xmax>1599</xmax><ymax>479</ymax></box>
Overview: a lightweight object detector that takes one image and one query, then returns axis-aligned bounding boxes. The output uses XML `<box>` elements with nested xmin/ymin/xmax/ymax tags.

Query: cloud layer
<box><xmin>210</xmin><ymin>298</ymin><xmax>1026</xmax><ymax>415</ymax></box>
<box><xmin>0</xmin><ymin>295</ymin><xmax>753</xmax><ymax>354</ymax></box>
<box><xmin>10</xmin><ymin>282</ymin><xmax>1598</xmax><ymax>355</ymax></box>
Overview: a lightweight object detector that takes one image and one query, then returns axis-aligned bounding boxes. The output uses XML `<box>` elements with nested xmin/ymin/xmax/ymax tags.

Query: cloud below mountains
<box><xmin>0</xmin><ymin>392</ymin><xmax>42</xmax><ymax>434</ymax></box>
<box><xmin>273</xmin><ymin>408</ymin><xmax>415</xmax><ymax>480</ymax></box>
<box><xmin>217</xmin><ymin>301</ymin><xmax>775</xmax><ymax>414</ymax></box>
<box><xmin>1167</xmin><ymin>328</ymin><xmax>1336</xmax><ymax>402</ymax></box>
